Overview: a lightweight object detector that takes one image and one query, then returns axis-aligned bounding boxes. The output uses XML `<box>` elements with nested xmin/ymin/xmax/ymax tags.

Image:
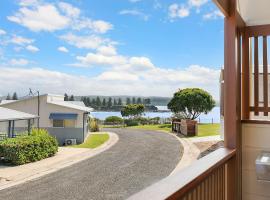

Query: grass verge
<box><xmin>72</xmin><ymin>133</ymin><xmax>109</xmax><ymax>148</ymax></box>
<box><xmin>128</xmin><ymin>124</ymin><xmax>220</xmax><ymax>137</ymax></box>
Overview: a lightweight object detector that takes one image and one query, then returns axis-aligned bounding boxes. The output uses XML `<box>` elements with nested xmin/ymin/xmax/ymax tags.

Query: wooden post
<box><xmin>242</xmin><ymin>29</ymin><xmax>250</xmax><ymax>119</ymax></box>
<box><xmin>28</xmin><ymin>119</ymin><xmax>31</xmax><ymax>135</ymax></box>
<box><xmin>8</xmin><ymin>120</ymin><xmax>11</xmax><ymax>138</ymax></box>
<box><xmin>11</xmin><ymin>120</ymin><xmax>15</xmax><ymax>137</ymax></box>
<box><xmin>224</xmin><ymin>0</ymin><xmax>238</xmax><ymax>199</ymax></box>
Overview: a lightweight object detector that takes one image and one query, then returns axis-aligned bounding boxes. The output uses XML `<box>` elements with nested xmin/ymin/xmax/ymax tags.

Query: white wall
<box><xmin>242</xmin><ymin>123</ymin><xmax>270</xmax><ymax>200</ymax></box>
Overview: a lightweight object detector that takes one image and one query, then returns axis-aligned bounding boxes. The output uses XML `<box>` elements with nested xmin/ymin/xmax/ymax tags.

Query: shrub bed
<box><xmin>0</xmin><ymin>129</ymin><xmax>58</xmax><ymax>165</ymax></box>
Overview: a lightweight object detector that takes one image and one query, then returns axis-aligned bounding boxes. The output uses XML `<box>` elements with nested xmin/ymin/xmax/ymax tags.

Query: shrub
<box><xmin>0</xmin><ymin>129</ymin><xmax>58</xmax><ymax>165</ymax></box>
<box><xmin>104</xmin><ymin>116</ymin><xmax>124</xmax><ymax>125</ymax></box>
<box><xmin>137</xmin><ymin>117</ymin><xmax>149</xmax><ymax>125</ymax></box>
<box><xmin>124</xmin><ymin>119</ymin><xmax>139</xmax><ymax>126</ymax></box>
<box><xmin>89</xmin><ymin>118</ymin><xmax>100</xmax><ymax>132</ymax></box>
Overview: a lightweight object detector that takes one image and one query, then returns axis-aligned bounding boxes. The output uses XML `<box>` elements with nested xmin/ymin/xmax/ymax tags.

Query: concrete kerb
<box><xmin>166</xmin><ymin>132</ymin><xmax>201</xmax><ymax>176</ymax></box>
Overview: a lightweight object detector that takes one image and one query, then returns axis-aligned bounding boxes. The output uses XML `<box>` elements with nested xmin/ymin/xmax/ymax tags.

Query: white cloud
<box><xmin>60</xmin><ymin>33</ymin><xmax>110</xmax><ymax>49</ymax></box>
<box><xmin>76</xmin><ymin>53</ymin><xmax>127</xmax><ymax>67</ymax></box>
<box><xmin>168</xmin><ymin>4</ymin><xmax>190</xmax><ymax>19</ymax></box>
<box><xmin>18</xmin><ymin>0</ymin><xmax>39</xmax><ymax>6</ymax></box>
<box><xmin>96</xmin><ymin>71</ymin><xmax>139</xmax><ymax>81</ymax></box>
<box><xmin>91</xmin><ymin>20</ymin><xmax>113</xmax><ymax>34</ymax></box>
<box><xmin>8</xmin><ymin>1</ymin><xmax>113</xmax><ymax>34</ymax></box>
<box><xmin>72</xmin><ymin>18</ymin><xmax>113</xmax><ymax>34</ymax></box>
<box><xmin>58</xmin><ymin>2</ymin><xmax>80</xmax><ymax>18</ymax></box>
<box><xmin>10</xmin><ymin>35</ymin><xmax>34</xmax><ymax>46</ymax></box>
<box><xmin>203</xmin><ymin>10</ymin><xmax>223</xmax><ymax>20</ymax></box>
<box><xmin>26</xmin><ymin>45</ymin><xmax>39</xmax><ymax>52</ymax></box>
<box><xmin>97</xmin><ymin>46</ymin><xmax>117</xmax><ymax>56</ymax></box>
<box><xmin>8</xmin><ymin>4</ymin><xmax>70</xmax><ymax>32</ymax></box>
<box><xmin>188</xmin><ymin>0</ymin><xmax>208</xmax><ymax>7</ymax></box>
<box><xmin>119</xmin><ymin>9</ymin><xmax>149</xmax><ymax>21</ymax></box>
<box><xmin>9</xmin><ymin>58</ymin><xmax>29</xmax><ymax>66</ymax></box>
<box><xmin>0</xmin><ymin>65</ymin><xmax>220</xmax><ymax>98</ymax></box>
<box><xmin>58</xmin><ymin>46</ymin><xmax>69</xmax><ymax>53</ymax></box>
<box><xmin>0</xmin><ymin>29</ymin><xmax>6</xmax><ymax>35</ymax></box>
<box><xmin>129</xmin><ymin>57</ymin><xmax>155</xmax><ymax>70</ymax></box>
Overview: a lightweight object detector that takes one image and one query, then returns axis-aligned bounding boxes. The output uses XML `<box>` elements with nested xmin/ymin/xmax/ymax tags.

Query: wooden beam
<box><xmin>242</xmin><ymin>30</ymin><xmax>250</xmax><ymax>119</ymax></box>
<box><xmin>236</xmin><ymin>11</ymin><xmax>246</xmax><ymax>28</ymax></box>
<box><xmin>246</xmin><ymin>24</ymin><xmax>270</xmax><ymax>37</ymax></box>
<box><xmin>263</xmin><ymin>36</ymin><xmax>268</xmax><ymax>116</ymax></box>
<box><xmin>224</xmin><ymin>0</ymin><xmax>237</xmax><ymax>149</ymax></box>
<box><xmin>212</xmin><ymin>0</ymin><xmax>229</xmax><ymax>17</ymax></box>
<box><xmin>254</xmin><ymin>37</ymin><xmax>259</xmax><ymax>115</ymax></box>
<box><xmin>224</xmin><ymin>1</ymin><xmax>238</xmax><ymax>199</ymax></box>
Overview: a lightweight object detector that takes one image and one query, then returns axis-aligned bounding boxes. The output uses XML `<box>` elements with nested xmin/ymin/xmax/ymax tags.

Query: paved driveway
<box><xmin>0</xmin><ymin>128</ymin><xmax>182</xmax><ymax>200</ymax></box>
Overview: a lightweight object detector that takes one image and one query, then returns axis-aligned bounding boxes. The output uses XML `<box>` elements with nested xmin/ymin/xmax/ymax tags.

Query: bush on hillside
<box><xmin>104</xmin><ymin>116</ymin><xmax>124</xmax><ymax>125</ymax></box>
<box><xmin>0</xmin><ymin>129</ymin><xmax>58</xmax><ymax>165</ymax></box>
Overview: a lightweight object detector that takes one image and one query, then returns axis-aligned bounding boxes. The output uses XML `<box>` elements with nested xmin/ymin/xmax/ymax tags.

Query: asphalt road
<box><xmin>0</xmin><ymin>128</ymin><xmax>182</xmax><ymax>200</ymax></box>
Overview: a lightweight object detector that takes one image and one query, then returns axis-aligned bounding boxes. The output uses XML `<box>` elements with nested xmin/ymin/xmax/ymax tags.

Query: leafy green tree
<box><xmin>117</xmin><ymin>98</ymin><xmax>122</xmax><ymax>106</ymax></box>
<box><xmin>121</xmin><ymin>104</ymin><xmax>145</xmax><ymax>118</ymax></box>
<box><xmin>107</xmin><ymin>97</ymin><xmax>113</xmax><ymax>108</ymax></box>
<box><xmin>136</xmin><ymin>97</ymin><xmax>142</xmax><ymax>104</ymax></box>
<box><xmin>102</xmin><ymin>98</ymin><xmax>106</xmax><ymax>107</ymax></box>
<box><xmin>12</xmin><ymin>92</ymin><xmax>18</xmax><ymax>100</ymax></box>
<box><xmin>64</xmin><ymin>93</ymin><xmax>69</xmax><ymax>101</ymax></box>
<box><xmin>132</xmin><ymin>97</ymin><xmax>136</xmax><ymax>104</ymax></box>
<box><xmin>113</xmin><ymin>99</ymin><xmax>117</xmax><ymax>106</ymax></box>
<box><xmin>126</xmin><ymin>97</ymin><xmax>131</xmax><ymax>105</ymax></box>
<box><xmin>143</xmin><ymin>98</ymin><xmax>151</xmax><ymax>105</ymax></box>
<box><xmin>96</xmin><ymin>96</ymin><xmax>101</xmax><ymax>107</ymax></box>
<box><xmin>91</xmin><ymin>98</ymin><xmax>96</xmax><ymax>106</ymax></box>
<box><xmin>86</xmin><ymin>97</ymin><xmax>91</xmax><ymax>107</ymax></box>
<box><xmin>69</xmin><ymin>95</ymin><xmax>74</xmax><ymax>101</ymax></box>
<box><xmin>6</xmin><ymin>93</ymin><xmax>11</xmax><ymax>100</ymax></box>
<box><xmin>168</xmin><ymin>88</ymin><xmax>215</xmax><ymax>120</ymax></box>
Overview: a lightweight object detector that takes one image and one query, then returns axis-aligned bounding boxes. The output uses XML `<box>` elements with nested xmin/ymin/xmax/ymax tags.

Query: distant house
<box><xmin>0</xmin><ymin>94</ymin><xmax>93</xmax><ymax>145</ymax></box>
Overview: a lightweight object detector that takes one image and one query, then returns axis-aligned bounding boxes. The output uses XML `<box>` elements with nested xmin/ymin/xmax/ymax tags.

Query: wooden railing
<box><xmin>128</xmin><ymin>148</ymin><xmax>236</xmax><ymax>200</ymax></box>
<box><xmin>242</xmin><ymin>25</ymin><xmax>270</xmax><ymax>119</ymax></box>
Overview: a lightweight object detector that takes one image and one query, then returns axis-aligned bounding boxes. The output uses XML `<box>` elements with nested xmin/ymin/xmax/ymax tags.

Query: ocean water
<box><xmin>91</xmin><ymin>106</ymin><xmax>221</xmax><ymax>123</ymax></box>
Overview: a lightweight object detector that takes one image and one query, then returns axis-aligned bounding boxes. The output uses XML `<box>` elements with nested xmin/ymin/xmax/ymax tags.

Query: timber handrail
<box><xmin>128</xmin><ymin>148</ymin><xmax>236</xmax><ymax>200</ymax></box>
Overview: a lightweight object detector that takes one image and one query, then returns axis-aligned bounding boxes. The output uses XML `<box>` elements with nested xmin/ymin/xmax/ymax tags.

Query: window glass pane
<box><xmin>53</xmin><ymin>120</ymin><xmax>64</xmax><ymax>127</ymax></box>
<box><xmin>64</xmin><ymin>120</ymin><xmax>75</xmax><ymax>128</ymax></box>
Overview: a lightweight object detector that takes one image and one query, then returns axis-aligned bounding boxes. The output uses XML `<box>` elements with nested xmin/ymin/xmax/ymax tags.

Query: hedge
<box><xmin>0</xmin><ymin>129</ymin><xmax>58</xmax><ymax>165</ymax></box>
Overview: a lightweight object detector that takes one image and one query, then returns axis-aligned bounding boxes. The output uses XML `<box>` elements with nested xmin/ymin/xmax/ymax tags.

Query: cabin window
<box><xmin>53</xmin><ymin>119</ymin><xmax>75</xmax><ymax>128</ymax></box>
<box><xmin>53</xmin><ymin>120</ymin><xmax>64</xmax><ymax>127</ymax></box>
<box><xmin>64</xmin><ymin>120</ymin><xmax>75</xmax><ymax>127</ymax></box>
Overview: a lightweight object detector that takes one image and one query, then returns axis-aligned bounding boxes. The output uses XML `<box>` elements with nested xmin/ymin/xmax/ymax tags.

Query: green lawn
<box><xmin>128</xmin><ymin>123</ymin><xmax>220</xmax><ymax>137</ymax></box>
<box><xmin>197</xmin><ymin>123</ymin><xmax>220</xmax><ymax>137</ymax></box>
<box><xmin>72</xmin><ymin>133</ymin><xmax>109</xmax><ymax>148</ymax></box>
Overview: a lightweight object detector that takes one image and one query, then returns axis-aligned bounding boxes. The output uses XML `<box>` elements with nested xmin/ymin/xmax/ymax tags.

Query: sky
<box><xmin>0</xmin><ymin>0</ymin><xmax>224</xmax><ymax>99</ymax></box>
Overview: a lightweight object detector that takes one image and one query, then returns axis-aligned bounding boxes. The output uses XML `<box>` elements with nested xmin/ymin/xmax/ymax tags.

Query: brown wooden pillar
<box><xmin>224</xmin><ymin>0</ymin><xmax>239</xmax><ymax>199</ymax></box>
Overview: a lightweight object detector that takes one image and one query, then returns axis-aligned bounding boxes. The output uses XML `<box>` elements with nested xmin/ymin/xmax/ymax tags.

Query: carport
<box><xmin>0</xmin><ymin>107</ymin><xmax>38</xmax><ymax>139</ymax></box>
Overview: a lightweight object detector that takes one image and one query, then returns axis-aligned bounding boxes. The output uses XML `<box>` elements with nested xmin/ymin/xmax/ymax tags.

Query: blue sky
<box><xmin>0</xmin><ymin>0</ymin><xmax>223</xmax><ymax>99</ymax></box>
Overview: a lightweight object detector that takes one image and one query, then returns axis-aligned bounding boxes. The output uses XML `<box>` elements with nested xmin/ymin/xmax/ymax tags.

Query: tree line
<box><xmin>5</xmin><ymin>92</ymin><xmax>18</xmax><ymax>100</ymax></box>
<box><xmin>79</xmin><ymin>96</ymin><xmax>154</xmax><ymax>111</ymax></box>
